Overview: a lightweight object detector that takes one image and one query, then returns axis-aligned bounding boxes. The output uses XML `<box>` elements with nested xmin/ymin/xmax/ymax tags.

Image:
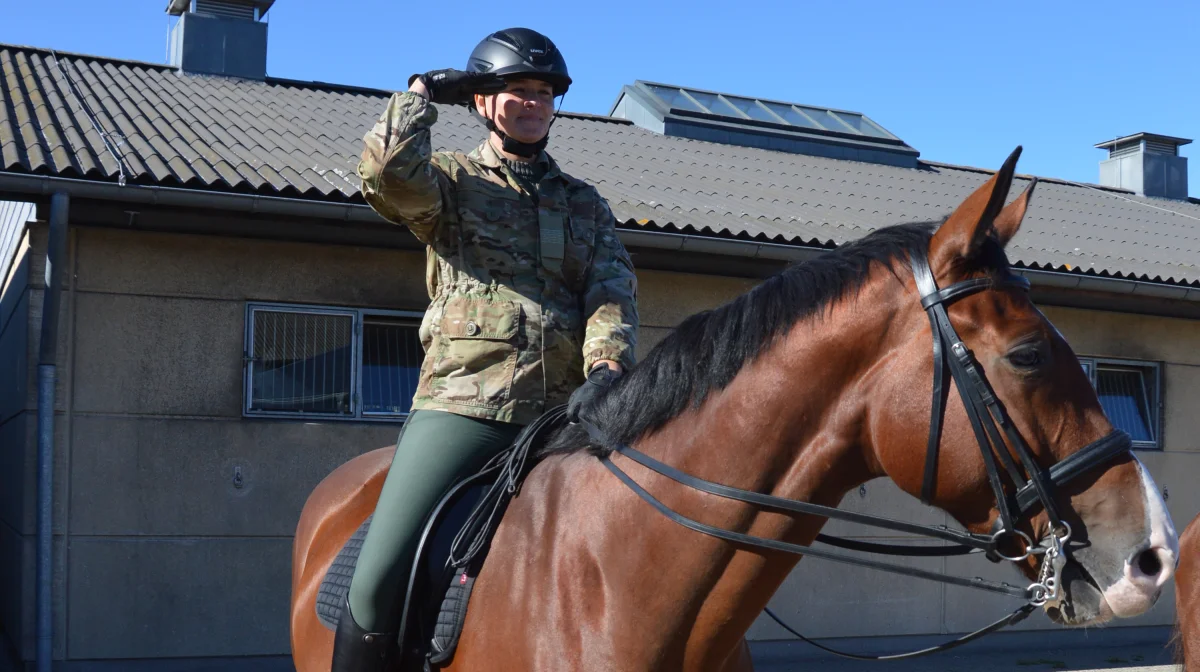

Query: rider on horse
<box><xmin>332</xmin><ymin>27</ymin><xmax>640</xmax><ymax>671</ymax></box>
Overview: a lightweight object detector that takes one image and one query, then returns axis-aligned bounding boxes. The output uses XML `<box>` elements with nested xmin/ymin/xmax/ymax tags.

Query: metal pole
<box><xmin>36</xmin><ymin>192</ymin><xmax>69</xmax><ymax>672</ymax></box>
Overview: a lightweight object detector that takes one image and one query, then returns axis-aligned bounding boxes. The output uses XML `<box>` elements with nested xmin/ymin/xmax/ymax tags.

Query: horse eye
<box><xmin>1008</xmin><ymin>347</ymin><xmax>1043</xmax><ymax>368</ymax></box>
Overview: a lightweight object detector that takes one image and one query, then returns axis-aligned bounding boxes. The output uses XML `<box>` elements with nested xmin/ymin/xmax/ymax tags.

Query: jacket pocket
<box><xmin>428</xmin><ymin>295</ymin><xmax>521</xmax><ymax>409</ymax></box>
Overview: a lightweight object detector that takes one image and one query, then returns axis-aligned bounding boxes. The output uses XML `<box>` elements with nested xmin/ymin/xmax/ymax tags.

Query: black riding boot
<box><xmin>331</xmin><ymin>597</ymin><xmax>395</xmax><ymax>672</ymax></box>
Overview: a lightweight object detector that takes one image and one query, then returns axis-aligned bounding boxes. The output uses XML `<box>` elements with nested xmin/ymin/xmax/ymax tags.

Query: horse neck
<box><xmin>617</xmin><ymin>271</ymin><xmax>906</xmax><ymax>665</ymax></box>
<box><xmin>634</xmin><ymin>268</ymin><xmax>905</xmax><ymax>503</ymax></box>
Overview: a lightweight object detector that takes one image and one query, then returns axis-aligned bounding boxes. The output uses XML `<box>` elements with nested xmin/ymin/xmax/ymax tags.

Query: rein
<box><xmin>586</xmin><ymin>244</ymin><xmax>1132</xmax><ymax>660</ymax></box>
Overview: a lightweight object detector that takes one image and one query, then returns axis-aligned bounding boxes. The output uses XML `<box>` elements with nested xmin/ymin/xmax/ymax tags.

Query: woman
<box><xmin>332</xmin><ymin>27</ymin><xmax>640</xmax><ymax>671</ymax></box>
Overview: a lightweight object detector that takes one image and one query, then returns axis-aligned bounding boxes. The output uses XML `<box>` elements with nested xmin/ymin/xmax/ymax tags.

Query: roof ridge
<box><xmin>1</xmin><ymin>43</ymin><xmax>631</xmax><ymax>121</ymax></box>
<box><xmin>920</xmin><ymin>159</ymin><xmax>1138</xmax><ymax>195</ymax></box>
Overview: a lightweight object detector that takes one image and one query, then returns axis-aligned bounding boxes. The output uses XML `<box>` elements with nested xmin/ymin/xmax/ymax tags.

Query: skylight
<box><xmin>638</xmin><ymin>83</ymin><xmax>898</xmax><ymax>140</ymax></box>
<box><xmin>609</xmin><ymin>81</ymin><xmax>918</xmax><ymax>168</ymax></box>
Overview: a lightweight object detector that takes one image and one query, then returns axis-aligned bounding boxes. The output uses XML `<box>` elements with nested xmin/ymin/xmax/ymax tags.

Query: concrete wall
<box><xmin>6</xmin><ymin>223</ymin><xmax>1200</xmax><ymax>665</ymax></box>
<box><xmin>0</xmin><ymin>231</ymin><xmax>28</xmax><ymax>662</ymax></box>
<box><xmin>1</xmin><ymin>224</ymin><xmax>43</xmax><ymax>664</ymax></box>
<box><xmin>63</xmin><ymin>227</ymin><xmax>423</xmax><ymax>662</ymax></box>
<box><xmin>2</xmin><ymin>225</ymin><xmax>424</xmax><ymax>666</ymax></box>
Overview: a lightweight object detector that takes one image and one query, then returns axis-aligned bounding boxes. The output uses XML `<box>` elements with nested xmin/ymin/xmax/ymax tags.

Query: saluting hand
<box><xmin>408</xmin><ymin>69</ymin><xmax>507</xmax><ymax>106</ymax></box>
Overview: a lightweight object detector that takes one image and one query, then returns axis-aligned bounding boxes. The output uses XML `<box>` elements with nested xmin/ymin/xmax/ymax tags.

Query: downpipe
<box><xmin>36</xmin><ymin>192</ymin><xmax>68</xmax><ymax>672</ymax></box>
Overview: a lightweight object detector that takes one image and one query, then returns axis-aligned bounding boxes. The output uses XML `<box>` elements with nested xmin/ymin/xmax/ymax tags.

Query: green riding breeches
<box><xmin>347</xmin><ymin>409</ymin><xmax>523</xmax><ymax>631</ymax></box>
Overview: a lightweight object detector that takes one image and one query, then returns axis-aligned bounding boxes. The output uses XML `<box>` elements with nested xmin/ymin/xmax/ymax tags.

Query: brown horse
<box><xmin>291</xmin><ymin>149</ymin><xmax>1178</xmax><ymax>672</ymax></box>
<box><xmin>1176</xmin><ymin>514</ymin><xmax>1200</xmax><ymax>670</ymax></box>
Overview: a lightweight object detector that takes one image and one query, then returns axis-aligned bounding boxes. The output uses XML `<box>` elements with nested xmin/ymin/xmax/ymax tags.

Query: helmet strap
<box><xmin>483</xmin><ymin>93</ymin><xmax>565</xmax><ymax>159</ymax></box>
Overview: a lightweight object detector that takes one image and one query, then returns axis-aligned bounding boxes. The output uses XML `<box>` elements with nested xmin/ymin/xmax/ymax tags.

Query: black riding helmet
<box><xmin>468</xmin><ymin>28</ymin><xmax>571</xmax><ymax>95</ymax></box>
<box><xmin>467</xmin><ymin>28</ymin><xmax>570</xmax><ymax>157</ymax></box>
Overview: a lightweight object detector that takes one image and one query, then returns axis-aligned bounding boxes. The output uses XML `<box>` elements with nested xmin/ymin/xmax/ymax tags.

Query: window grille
<box><xmin>1079</xmin><ymin>357</ymin><xmax>1161</xmax><ymax>449</ymax></box>
<box><xmin>245</xmin><ymin>303</ymin><xmax>423</xmax><ymax>421</ymax></box>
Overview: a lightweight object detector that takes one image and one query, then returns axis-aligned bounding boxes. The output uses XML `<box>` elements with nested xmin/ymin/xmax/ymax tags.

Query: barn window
<box><xmin>1079</xmin><ymin>358</ymin><xmax>1161</xmax><ymax>450</ymax></box>
<box><xmin>244</xmin><ymin>303</ymin><xmax>423</xmax><ymax>421</ymax></box>
<box><xmin>360</xmin><ymin>315</ymin><xmax>425</xmax><ymax>416</ymax></box>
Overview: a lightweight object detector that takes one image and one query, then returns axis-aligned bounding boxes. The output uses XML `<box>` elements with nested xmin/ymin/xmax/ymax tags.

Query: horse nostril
<box><xmin>1136</xmin><ymin>548</ymin><xmax>1163</xmax><ymax>577</ymax></box>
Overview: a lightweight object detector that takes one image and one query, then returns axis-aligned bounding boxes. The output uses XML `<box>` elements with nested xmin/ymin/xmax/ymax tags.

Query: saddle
<box><xmin>315</xmin><ymin>406</ymin><xmax>569</xmax><ymax>670</ymax></box>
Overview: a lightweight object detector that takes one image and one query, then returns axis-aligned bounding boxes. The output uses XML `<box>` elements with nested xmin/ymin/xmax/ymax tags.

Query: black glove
<box><xmin>567</xmin><ymin>363</ymin><xmax>621</xmax><ymax>424</ymax></box>
<box><xmin>407</xmin><ymin>69</ymin><xmax>506</xmax><ymax>106</ymax></box>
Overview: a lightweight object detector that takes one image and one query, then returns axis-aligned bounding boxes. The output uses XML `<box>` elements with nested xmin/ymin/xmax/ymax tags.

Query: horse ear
<box><xmin>929</xmin><ymin>146</ymin><xmax>1023</xmax><ymax>272</ymax></box>
<box><xmin>991</xmin><ymin>177</ymin><xmax>1037</xmax><ymax>247</ymax></box>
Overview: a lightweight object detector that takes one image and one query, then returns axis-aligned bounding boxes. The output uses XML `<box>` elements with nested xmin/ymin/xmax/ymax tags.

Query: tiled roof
<box><xmin>4</xmin><ymin>43</ymin><xmax>1200</xmax><ymax>285</ymax></box>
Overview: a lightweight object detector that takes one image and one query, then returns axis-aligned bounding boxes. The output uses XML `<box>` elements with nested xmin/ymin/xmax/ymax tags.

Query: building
<box><xmin>3</xmin><ymin>1</ymin><xmax>1200</xmax><ymax>669</ymax></box>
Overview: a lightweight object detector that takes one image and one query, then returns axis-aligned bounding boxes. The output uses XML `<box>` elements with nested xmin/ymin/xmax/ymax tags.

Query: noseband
<box><xmin>587</xmin><ymin>244</ymin><xmax>1132</xmax><ymax>659</ymax></box>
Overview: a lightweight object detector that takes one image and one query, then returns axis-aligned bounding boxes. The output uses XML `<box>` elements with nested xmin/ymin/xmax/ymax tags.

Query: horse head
<box><xmin>870</xmin><ymin>147</ymin><xmax>1178</xmax><ymax>625</ymax></box>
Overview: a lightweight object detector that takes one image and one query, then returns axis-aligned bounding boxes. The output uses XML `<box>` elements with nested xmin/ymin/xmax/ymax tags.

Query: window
<box><xmin>244</xmin><ymin>303</ymin><xmax>424</xmax><ymax>420</ymax></box>
<box><xmin>1079</xmin><ymin>358</ymin><xmax>1161</xmax><ymax>449</ymax></box>
<box><xmin>644</xmin><ymin>84</ymin><xmax>706</xmax><ymax>113</ymax></box>
<box><xmin>719</xmin><ymin>96</ymin><xmax>781</xmax><ymax>124</ymax></box>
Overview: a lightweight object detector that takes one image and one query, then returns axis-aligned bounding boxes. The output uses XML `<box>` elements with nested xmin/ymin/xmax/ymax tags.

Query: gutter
<box><xmin>36</xmin><ymin>192</ymin><xmax>68</xmax><ymax>672</ymax></box>
<box><xmin>2</xmin><ymin>171</ymin><xmax>1197</xmax><ymax>302</ymax></box>
<box><xmin>617</xmin><ymin>227</ymin><xmax>822</xmax><ymax>263</ymax></box>
<box><xmin>0</xmin><ymin>172</ymin><xmax>378</xmax><ymax>223</ymax></box>
<box><xmin>617</xmin><ymin>229</ymin><xmax>1200</xmax><ymax>302</ymax></box>
<box><xmin>1017</xmin><ymin>268</ymin><xmax>1200</xmax><ymax>301</ymax></box>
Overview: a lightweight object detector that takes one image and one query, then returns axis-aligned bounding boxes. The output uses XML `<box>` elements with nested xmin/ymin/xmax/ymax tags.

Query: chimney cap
<box><xmin>166</xmin><ymin>0</ymin><xmax>276</xmax><ymax>16</ymax></box>
<box><xmin>1095</xmin><ymin>132</ymin><xmax>1192</xmax><ymax>151</ymax></box>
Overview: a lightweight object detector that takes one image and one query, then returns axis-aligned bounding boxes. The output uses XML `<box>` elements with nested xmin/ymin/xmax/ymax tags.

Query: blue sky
<box><xmin>4</xmin><ymin>0</ymin><xmax>1197</xmax><ymax>195</ymax></box>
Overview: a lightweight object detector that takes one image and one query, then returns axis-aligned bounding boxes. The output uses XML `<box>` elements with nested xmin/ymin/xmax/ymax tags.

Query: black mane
<box><xmin>544</xmin><ymin>220</ymin><xmax>1006</xmax><ymax>457</ymax></box>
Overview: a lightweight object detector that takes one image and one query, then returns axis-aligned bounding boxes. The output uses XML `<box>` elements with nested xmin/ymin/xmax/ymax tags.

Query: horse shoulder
<box><xmin>448</xmin><ymin>452</ymin><xmax>613</xmax><ymax>670</ymax></box>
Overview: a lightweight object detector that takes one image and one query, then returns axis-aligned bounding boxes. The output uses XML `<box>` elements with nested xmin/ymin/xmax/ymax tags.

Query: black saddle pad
<box><xmin>316</xmin><ymin>514</ymin><xmax>373</xmax><ymax>630</ymax></box>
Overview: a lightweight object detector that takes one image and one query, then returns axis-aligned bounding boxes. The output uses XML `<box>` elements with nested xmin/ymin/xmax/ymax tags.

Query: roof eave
<box><xmin>5</xmin><ymin>170</ymin><xmax>1198</xmax><ymax>304</ymax></box>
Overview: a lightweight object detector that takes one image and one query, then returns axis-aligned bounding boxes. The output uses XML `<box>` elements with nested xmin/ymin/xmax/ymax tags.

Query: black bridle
<box><xmin>588</xmin><ymin>244</ymin><xmax>1133</xmax><ymax>660</ymax></box>
<box><xmin>908</xmin><ymin>249</ymin><xmax>1131</xmax><ymax>553</ymax></box>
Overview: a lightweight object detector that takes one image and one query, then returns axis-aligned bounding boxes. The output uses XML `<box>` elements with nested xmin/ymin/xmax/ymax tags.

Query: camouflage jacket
<box><xmin>358</xmin><ymin>91</ymin><xmax>639</xmax><ymax>425</ymax></box>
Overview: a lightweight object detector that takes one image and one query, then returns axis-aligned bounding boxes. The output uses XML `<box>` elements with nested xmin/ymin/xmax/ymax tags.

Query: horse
<box><xmin>290</xmin><ymin>147</ymin><xmax>1178</xmax><ymax>671</ymax></box>
<box><xmin>1176</xmin><ymin>513</ymin><xmax>1200</xmax><ymax>670</ymax></box>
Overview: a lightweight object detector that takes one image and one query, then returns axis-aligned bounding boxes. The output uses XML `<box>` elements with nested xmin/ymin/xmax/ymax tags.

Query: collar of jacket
<box><xmin>470</xmin><ymin>139</ymin><xmax>567</xmax><ymax>186</ymax></box>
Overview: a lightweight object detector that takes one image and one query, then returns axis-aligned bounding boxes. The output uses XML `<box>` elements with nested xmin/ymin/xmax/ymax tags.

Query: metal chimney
<box><xmin>1096</xmin><ymin>132</ymin><xmax>1191</xmax><ymax>200</ymax></box>
<box><xmin>166</xmin><ymin>0</ymin><xmax>276</xmax><ymax>80</ymax></box>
